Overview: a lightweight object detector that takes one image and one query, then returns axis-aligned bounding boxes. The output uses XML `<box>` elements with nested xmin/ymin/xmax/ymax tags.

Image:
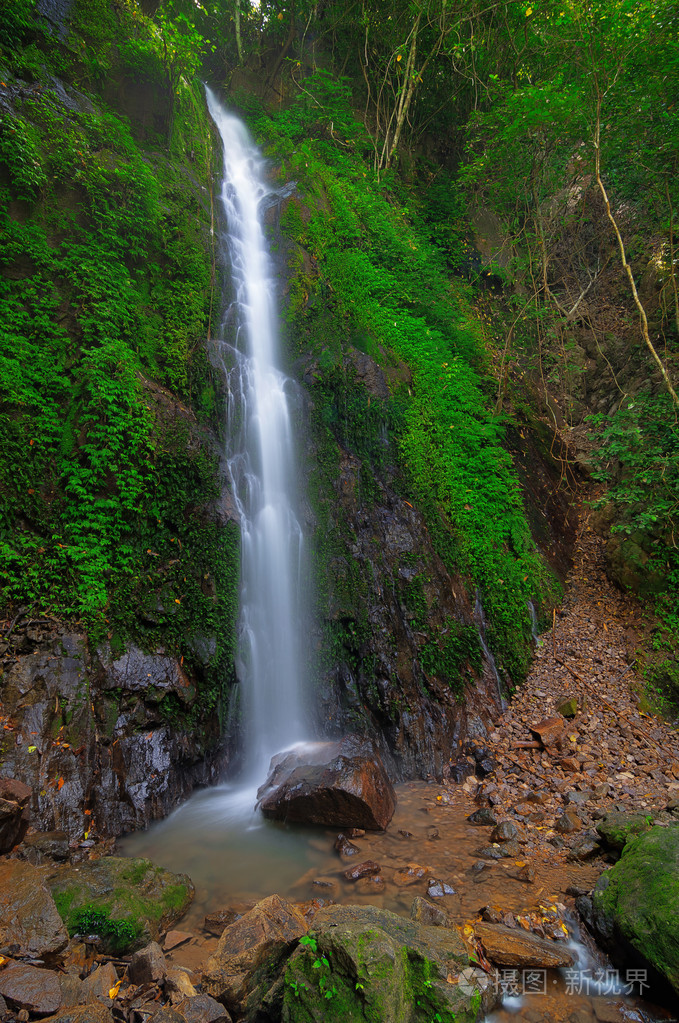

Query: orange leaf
<box><xmin>57</xmin><ymin>777</ymin><xmax>65</xmax><ymax>790</ymax></box>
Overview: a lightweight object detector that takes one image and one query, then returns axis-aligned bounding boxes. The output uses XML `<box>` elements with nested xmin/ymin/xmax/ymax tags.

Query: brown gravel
<box><xmin>465</xmin><ymin>510</ymin><xmax>679</xmax><ymax>870</ymax></box>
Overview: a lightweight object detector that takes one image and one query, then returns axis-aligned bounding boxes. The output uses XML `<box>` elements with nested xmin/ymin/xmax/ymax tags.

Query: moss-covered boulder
<box><xmin>588</xmin><ymin>826</ymin><xmax>679</xmax><ymax>995</ymax></box>
<box><xmin>46</xmin><ymin>857</ymin><xmax>193</xmax><ymax>954</ymax></box>
<box><xmin>595</xmin><ymin>811</ymin><xmax>653</xmax><ymax>852</ymax></box>
<box><xmin>281</xmin><ymin>904</ymin><xmax>496</xmax><ymax>1023</ymax></box>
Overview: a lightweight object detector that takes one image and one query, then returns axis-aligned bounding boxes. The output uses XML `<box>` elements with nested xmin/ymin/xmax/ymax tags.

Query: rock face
<box><xmin>282</xmin><ymin>903</ymin><xmax>497</xmax><ymax>1023</ymax></box>
<box><xmin>46</xmin><ymin>857</ymin><xmax>194</xmax><ymax>953</ymax></box>
<box><xmin>583</xmin><ymin>826</ymin><xmax>679</xmax><ymax>995</ymax></box>
<box><xmin>257</xmin><ymin>736</ymin><xmax>396</xmax><ymax>831</ymax></box>
<box><xmin>0</xmin><ymin>624</ymin><xmax>227</xmax><ymax>839</ymax></box>
<box><xmin>473</xmin><ymin>923</ymin><xmax>574</xmax><ymax>969</ymax></box>
<box><xmin>203</xmin><ymin>894</ymin><xmax>308</xmax><ymax>1018</ymax></box>
<box><xmin>0</xmin><ymin>860</ymin><xmax>68</xmax><ymax>957</ymax></box>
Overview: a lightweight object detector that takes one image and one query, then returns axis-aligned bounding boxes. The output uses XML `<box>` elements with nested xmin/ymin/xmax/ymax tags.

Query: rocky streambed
<box><xmin>1</xmin><ymin>523</ymin><xmax>679</xmax><ymax>1022</ymax></box>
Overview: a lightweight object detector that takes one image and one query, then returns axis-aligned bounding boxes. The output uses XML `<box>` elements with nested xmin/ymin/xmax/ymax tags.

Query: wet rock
<box><xmin>474</xmin><ymin>923</ymin><xmax>575</xmax><ymax>968</ymax></box>
<box><xmin>595</xmin><ymin>811</ymin><xmax>653</xmax><ymax>851</ymax></box>
<box><xmin>129</xmin><ymin>941</ymin><xmax>166</xmax><ymax>985</ymax></box>
<box><xmin>204</xmin><ymin>905</ymin><xmax>253</xmax><ymax>937</ymax></box>
<box><xmin>45</xmin><ymin>857</ymin><xmax>193</xmax><ymax>953</ymax></box>
<box><xmin>354</xmin><ymin>874</ymin><xmax>386</xmax><ymax>893</ymax></box>
<box><xmin>569</xmin><ymin>835</ymin><xmax>601</xmax><ymax>861</ymax></box>
<box><xmin>283</xmin><ymin>904</ymin><xmax>494</xmax><ymax>1022</ymax></box>
<box><xmin>0</xmin><ymin>962</ymin><xmax>62</xmax><ymax>1015</ymax></box>
<box><xmin>334</xmin><ymin>833</ymin><xmax>359</xmax><ymax>857</ymax></box>
<box><xmin>343</xmin><ymin>860</ymin><xmax>381</xmax><ymax>881</ymax></box>
<box><xmin>0</xmin><ymin>859</ymin><xmax>68</xmax><ymax>957</ymax></box>
<box><xmin>427</xmin><ymin>878</ymin><xmax>456</xmax><ymax>898</ymax></box>
<box><xmin>257</xmin><ymin>736</ymin><xmax>396</xmax><ymax>831</ymax></box>
<box><xmin>556</xmin><ymin>695</ymin><xmax>579</xmax><ymax>718</ymax></box>
<box><xmin>477</xmin><ymin>846</ymin><xmax>503</xmax><ymax>860</ymax></box>
<box><xmin>555</xmin><ymin>811</ymin><xmax>582</xmax><ymax>834</ymax></box>
<box><xmin>490</xmin><ymin>821</ymin><xmax>517</xmax><ymax>843</ymax></box>
<box><xmin>565</xmin><ymin>789</ymin><xmax>590</xmax><ymax>806</ymax></box>
<box><xmin>560</xmin><ymin>757</ymin><xmax>581</xmax><ymax>773</ymax></box>
<box><xmin>164</xmin><ymin>930</ymin><xmax>193</xmax><ymax>951</ymax></box>
<box><xmin>165</xmin><ymin>967</ymin><xmax>198</xmax><ymax>1000</ymax></box>
<box><xmin>40</xmin><ymin>1007</ymin><xmax>114</xmax><ymax>1023</ymax></box>
<box><xmin>467</xmin><ymin>808</ymin><xmax>497</xmax><ymax>826</ymax></box>
<box><xmin>0</xmin><ymin>628</ymin><xmax>224</xmax><ymax>841</ymax></box>
<box><xmin>81</xmin><ymin>962</ymin><xmax>118</xmax><ymax>1001</ymax></box>
<box><xmin>410</xmin><ymin>897</ymin><xmax>450</xmax><ymax>927</ymax></box>
<box><xmin>515</xmin><ymin>863</ymin><xmax>536</xmax><ymax>882</ymax></box>
<box><xmin>0</xmin><ymin>796</ymin><xmax>28</xmax><ymax>854</ymax></box>
<box><xmin>480</xmin><ymin>906</ymin><xmax>504</xmax><ymax>924</ymax></box>
<box><xmin>58</xmin><ymin>975</ymin><xmax>83</xmax><ymax>1009</ymax></box>
<box><xmin>588</xmin><ymin>826</ymin><xmax>679</xmax><ymax>995</ymax></box>
<box><xmin>175</xmin><ymin>994</ymin><xmax>231</xmax><ymax>1023</ymax></box>
<box><xmin>22</xmin><ymin>830</ymin><xmax>70</xmax><ymax>865</ymax></box>
<box><xmin>393</xmin><ymin>863</ymin><xmax>428</xmax><ymax>886</ymax></box>
<box><xmin>530</xmin><ymin>717</ymin><xmax>564</xmax><ymax>746</ymax></box>
<box><xmin>449</xmin><ymin>760</ymin><xmax>476</xmax><ymax>784</ymax></box>
<box><xmin>203</xmin><ymin>894</ymin><xmax>307</xmax><ymax>1018</ymax></box>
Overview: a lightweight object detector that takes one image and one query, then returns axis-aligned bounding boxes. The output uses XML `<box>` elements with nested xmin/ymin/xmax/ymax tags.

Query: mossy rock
<box><xmin>46</xmin><ymin>856</ymin><xmax>193</xmax><ymax>954</ymax></box>
<box><xmin>595</xmin><ymin>811</ymin><xmax>653</xmax><ymax>851</ymax></box>
<box><xmin>590</xmin><ymin>826</ymin><xmax>679</xmax><ymax>994</ymax></box>
<box><xmin>281</xmin><ymin>904</ymin><xmax>493</xmax><ymax>1022</ymax></box>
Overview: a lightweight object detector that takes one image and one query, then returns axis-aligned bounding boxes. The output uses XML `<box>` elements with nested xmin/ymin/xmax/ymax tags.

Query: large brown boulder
<box><xmin>203</xmin><ymin>894</ymin><xmax>307</xmax><ymax>1018</ymax></box>
<box><xmin>0</xmin><ymin>860</ymin><xmax>68</xmax><ymax>958</ymax></box>
<box><xmin>0</xmin><ymin>962</ymin><xmax>62</xmax><ymax>1016</ymax></box>
<box><xmin>257</xmin><ymin>736</ymin><xmax>396</xmax><ymax>831</ymax></box>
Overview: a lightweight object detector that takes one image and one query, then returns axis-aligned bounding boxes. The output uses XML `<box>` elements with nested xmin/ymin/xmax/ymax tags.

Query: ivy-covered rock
<box><xmin>46</xmin><ymin>856</ymin><xmax>193</xmax><ymax>954</ymax></box>
<box><xmin>586</xmin><ymin>826</ymin><xmax>679</xmax><ymax>995</ymax></box>
<box><xmin>281</xmin><ymin>904</ymin><xmax>497</xmax><ymax>1023</ymax></box>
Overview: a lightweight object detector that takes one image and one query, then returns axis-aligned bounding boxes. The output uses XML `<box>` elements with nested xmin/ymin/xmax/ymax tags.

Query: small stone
<box><xmin>555</xmin><ymin>811</ymin><xmax>582</xmax><ymax>834</ymax></box>
<box><xmin>560</xmin><ymin>757</ymin><xmax>581</xmax><ymax>773</ymax></box>
<box><xmin>427</xmin><ymin>878</ymin><xmax>456</xmax><ymax>898</ymax></box>
<box><xmin>515</xmin><ymin>863</ymin><xmax>535</xmax><ymax>882</ymax></box>
<box><xmin>392</xmin><ymin>863</ymin><xmax>427</xmax><ymax>886</ymax></box>
<box><xmin>334</xmin><ymin>834</ymin><xmax>360</xmax><ymax>857</ymax></box>
<box><xmin>480</xmin><ymin>906</ymin><xmax>503</xmax><ymax>924</ymax></box>
<box><xmin>343</xmin><ymin>860</ymin><xmax>381</xmax><ymax>881</ymax></box>
<box><xmin>128</xmin><ymin>941</ymin><xmax>167</xmax><ymax>986</ymax></box>
<box><xmin>490</xmin><ymin>821</ymin><xmax>517</xmax><ymax>843</ymax></box>
<box><xmin>568</xmin><ymin>836</ymin><xmax>600</xmax><ymax>861</ymax></box>
<box><xmin>565</xmin><ymin>790</ymin><xmax>590</xmax><ymax>806</ymax></box>
<box><xmin>354</xmin><ymin>874</ymin><xmax>385</xmax><ymax>893</ymax></box>
<box><xmin>530</xmin><ymin>717</ymin><xmax>564</xmax><ymax>747</ymax></box>
<box><xmin>427</xmin><ymin>828</ymin><xmax>440</xmax><ymax>840</ymax></box>
<box><xmin>467</xmin><ymin>808</ymin><xmax>498</xmax><ymax>826</ymax></box>
<box><xmin>555</xmin><ymin>695</ymin><xmax>579</xmax><ymax>718</ymax></box>
<box><xmin>82</xmin><ymin>961</ymin><xmax>118</xmax><ymax>1001</ymax></box>
<box><xmin>164</xmin><ymin>930</ymin><xmax>193</xmax><ymax>951</ymax></box>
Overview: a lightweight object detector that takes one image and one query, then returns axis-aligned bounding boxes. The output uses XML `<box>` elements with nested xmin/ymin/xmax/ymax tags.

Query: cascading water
<box><xmin>206</xmin><ymin>86</ymin><xmax>307</xmax><ymax>776</ymax></box>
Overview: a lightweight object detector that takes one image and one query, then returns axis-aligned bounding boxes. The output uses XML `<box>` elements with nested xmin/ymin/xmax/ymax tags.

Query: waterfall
<box><xmin>205</xmin><ymin>87</ymin><xmax>307</xmax><ymax>776</ymax></box>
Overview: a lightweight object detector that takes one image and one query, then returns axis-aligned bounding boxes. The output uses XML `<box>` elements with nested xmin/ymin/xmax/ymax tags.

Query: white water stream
<box><xmin>206</xmin><ymin>86</ymin><xmax>308</xmax><ymax>777</ymax></box>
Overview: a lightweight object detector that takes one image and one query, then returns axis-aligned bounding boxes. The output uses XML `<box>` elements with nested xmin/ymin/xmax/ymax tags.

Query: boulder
<box><xmin>42</xmin><ymin>1008</ymin><xmax>113</xmax><ymax>1023</ymax></box>
<box><xmin>595</xmin><ymin>812</ymin><xmax>653</xmax><ymax>851</ymax></box>
<box><xmin>0</xmin><ymin>962</ymin><xmax>62</xmax><ymax>1015</ymax></box>
<box><xmin>282</xmin><ymin>903</ymin><xmax>497</xmax><ymax>1023</ymax></box>
<box><xmin>473</xmin><ymin>923</ymin><xmax>574</xmax><ymax>968</ymax></box>
<box><xmin>257</xmin><ymin>737</ymin><xmax>396</xmax><ymax>831</ymax></box>
<box><xmin>0</xmin><ymin>859</ymin><xmax>68</xmax><ymax>957</ymax></box>
<box><xmin>585</xmin><ymin>826</ymin><xmax>679</xmax><ymax>995</ymax></box>
<box><xmin>175</xmin><ymin>994</ymin><xmax>231</xmax><ymax>1023</ymax></box>
<box><xmin>203</xmin><ymin>894</ymin><xmax>308</xmax><ymax>1018</ymax></box>
<box><xmin>46</xmin><ymin>857</ymin><xmax>193</xmax><ymax>954</ymax></box>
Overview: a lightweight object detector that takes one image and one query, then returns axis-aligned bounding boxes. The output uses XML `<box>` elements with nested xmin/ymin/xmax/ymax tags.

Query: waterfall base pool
<box><xmin>119</xmin><ymin>779</ymin><xmax>672</xmax><ymax>1023</ymax></box>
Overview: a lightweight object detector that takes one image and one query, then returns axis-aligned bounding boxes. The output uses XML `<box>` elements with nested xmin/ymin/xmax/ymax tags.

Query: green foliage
<box><xmin>0</xmin><ymin>8</ymin><xmax>236</xmax><ymax>712</ymax></box>
<box><xmin>60</xmin><ymin>902</ymin><xmax>143</xmax><ymax>954</ymax></box>
<box><xmin>256</xmin><ymin>71</ymin><xmax>554</xmax><ymax>683</ymax></box>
